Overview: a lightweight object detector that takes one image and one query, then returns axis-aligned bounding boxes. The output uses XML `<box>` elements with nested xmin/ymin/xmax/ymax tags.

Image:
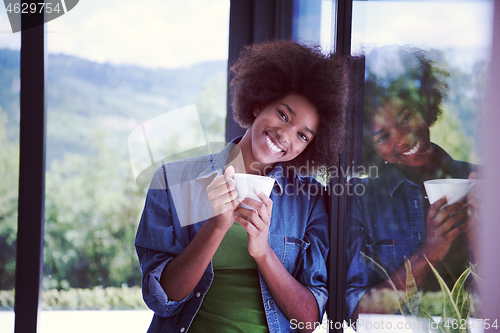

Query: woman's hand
<box><xmin>162</xmin><ymin>166</ymin><xmax>240</xmax><ymax>301</ymax></box>
<box><xmin>233</xmin><ymin>189</ymin><xmax>273</xmax><ymax>259</ymax></box>
<box><xmin>423</xmin><ymin>196</ymin><xmax>468</xmax><ymax>264</ymax></box>
<box><xmin>234</xmin><ymin>190</ymin><xmax>319</xmax><ymax>330</ymax></box>
<box><xmin>460</xmin><ymin>172</ymin><xmax>480</xmax><ymax>256</ymax></box>
<box><xmin>461</xmin><ymin>172</ymin><xmax>479</xmax><ymax>234</ymax></box>
<box><xmin>206</xmin><ymin>166</ymin><xmax>241</xmax><ymax>230</ymax></box>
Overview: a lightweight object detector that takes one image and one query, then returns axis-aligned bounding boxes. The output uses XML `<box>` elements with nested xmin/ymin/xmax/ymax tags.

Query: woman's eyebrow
<box><xmin>397</xmin><ymin>106</ymin><xmax>409</xmax><ymax>118</ymax></box>
<box><xmin>372</xmin><ymin>128</ymin><xmax>385</xmax><ymax>137</ymax></box>
<box><xmin>279</xmin><ymin>103</ymin><xmax>296</xmax><ymax>116</ymax></box>
<box><xmin>279</xmin><ymin>103</ymin><xmax>315</xmax><ymax>136</ymax></box>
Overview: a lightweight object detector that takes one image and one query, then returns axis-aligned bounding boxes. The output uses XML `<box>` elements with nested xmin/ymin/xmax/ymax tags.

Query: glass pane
<box><xmin>293</xmin><ymin>0</ymin><xmax>335</xmax><ymax>52</ymax></box>
<box><xmin>0</xmin><ymin>3</ymin><xmax>20</xmax><ymax>333</ymax></box>
<box><xmin>346</xmin><ymin>0</ymin><xmax>493</xmax><ymax>331</ymax></box>
<box><xmin>41</xmin><ymin>0</ymin><xmax>229</xmax><ymax>331</ymax></box>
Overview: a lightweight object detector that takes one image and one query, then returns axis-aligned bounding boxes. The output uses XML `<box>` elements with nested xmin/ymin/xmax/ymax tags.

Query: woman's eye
<box><xmin>299</xmin><ymin>133</ymin><xmax>309</xmax><ymax>142</ymax></box>
<box><xmin>277</xmin><ymin>110</ymin><xmax>288</xmax><ymax>121</ymax></box>
<box><xmin>374</xmin><ymin>134</ymin><xmax>389</xmax><ymax>144</ymax></box>
<box><xmin>400</xmin><ymin>113</ymin><xmax>412</xmax><ymax>125</ymax></box>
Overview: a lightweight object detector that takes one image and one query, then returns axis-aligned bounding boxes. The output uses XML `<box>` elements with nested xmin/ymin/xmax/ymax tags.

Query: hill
<box><xmin>0</xmin><ymin>48</ymin><xmax>228</xmax><ymax>164</ymax></box>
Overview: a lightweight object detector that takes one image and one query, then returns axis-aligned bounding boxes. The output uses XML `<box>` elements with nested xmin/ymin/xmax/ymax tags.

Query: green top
<box><xmin>188</xmin><ymin>222</ymin><xmax>268</xmax><ymax>332</ymax></box>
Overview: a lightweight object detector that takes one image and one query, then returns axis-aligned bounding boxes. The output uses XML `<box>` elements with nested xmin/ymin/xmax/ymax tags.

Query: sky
<box><xmin>352</xmin><ymin>1</ymin><xmax>493</xmax><ymax>51</ymax></box>
<box><xmin>351</xmin><ymin>1</ymin><xmax>494</xmax><ymax>68</ymax></box>
<box><xmin>0</xmin><ymin>0</ymin><xmax>494</xmax><ymax>69</ymax></box>
<box><xmin>0</xmin><ymin>0</ymin><xmax>230</xmax><ymax>69</ymax></box>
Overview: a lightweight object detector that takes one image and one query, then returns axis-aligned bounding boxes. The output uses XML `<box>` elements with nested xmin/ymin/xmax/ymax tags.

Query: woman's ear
<box><xmin>253</xmin><ymin>106</ymin><xmax>262</xmax><ymax>118</ymax></box>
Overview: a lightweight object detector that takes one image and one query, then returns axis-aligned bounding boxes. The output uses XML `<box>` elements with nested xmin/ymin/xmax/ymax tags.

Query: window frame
<box><xmin>14</xmin><ymin>1</ymin><xmax>500</xmax><ymax>332</ymax></box>
<box><xmin>14</xmin><ymin>2</ymin><xmax>47</xmax><ymax>332</ymax></box>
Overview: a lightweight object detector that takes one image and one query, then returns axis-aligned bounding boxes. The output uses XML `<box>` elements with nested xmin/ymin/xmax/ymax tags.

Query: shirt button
<box><xmin>180</xmin><ymin>328</ymin><xmax>185</xmax><ymax>333</ymax></box>
<box><xmin>196</xmin><ymin>292</ymin><xmax>201</xmax><ymax>297</ymax></box>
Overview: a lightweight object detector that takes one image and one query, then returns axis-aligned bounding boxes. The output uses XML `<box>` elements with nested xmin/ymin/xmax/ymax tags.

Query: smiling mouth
<box><xmin>400</xmin><ymin>139</ymin><xmax>432</xmax><ymax>157</ymax></box>
<box><xmin>265</xmin><ymin>133</ymin><xmax>285</xmax><ymax>154</ymax></box>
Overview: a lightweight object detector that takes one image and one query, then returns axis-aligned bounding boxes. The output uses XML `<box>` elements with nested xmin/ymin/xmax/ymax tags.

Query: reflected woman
<box><xmin>346</xmin><ymin>47</ymin><xmax>478</xmax><ymax>318</ymax></box>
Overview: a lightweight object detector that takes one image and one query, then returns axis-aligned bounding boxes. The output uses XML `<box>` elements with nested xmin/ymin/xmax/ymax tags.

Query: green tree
<box><xmin>194</xmin><ymin>73</ymin><xmax>227</xmax><ymax>144</ymax></box>
<box><xmin>0</xmin><ymin>109</ymin><xmax>19</xmax><ymax>290</ymax></box>
<box><xmin>430</xmin><ymin>106</ymin><xmax>475</xmax><ymax>164</ymax></box>
<box><xmin>44</xmin><ymin>133</ymin><xmax>144</xmax><ymax>289</ymax></box>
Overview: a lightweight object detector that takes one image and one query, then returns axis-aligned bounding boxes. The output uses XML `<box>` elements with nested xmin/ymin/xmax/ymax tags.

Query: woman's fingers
<box><xmin>235</xmin><ymin>205</ymin><xmax>266</xmax><ymax>228</ymax></box>
<box><xmin>255</xmin><ymin>188</ymin><xmax>273</xmax><ymax>217</ymax></box>
<box><xmin>206</xmin><ymin>171</ymin><xmax>240</xmax><ymax>216</ymax></box>
<box><xmin>442</xmin><ymin>224</ymin><xmax>461</xmax><ymax>243</ymax></box>
<box><xmin>468</xmin><ymin>171</ymin><xmax>478</xmax><ymax>180</ymax></box>
<box><xmin>238</xmin><ymin>189</ymin><xmax>272</xmax><ymax>218</ymax></box>
<box><xmin>440</xmin><ymin>202</ymin><xmax>467</xmax><ymax>221</ymax></box>
<box><xmin>427</xmin><ymin>196</ymin><xmax>448</xmax><ymax>220</ymax></box>
<box><xmin>207</xmin><ymin>166</ymin><xmax>237</xmax><ymax>194</ymax></box>
<box><xmin>209</xmin><ymin>183</ymin><xmax>238</xmax><ymax>203</ymax></box>
<box><xmin>424</xmin><ymin>194</ymin><xmax>471</xmax><ymax>263</ymax></box>
<box><xmin>429</xmin><ymin>199</ymin><xmax>464</xmax><ymax>223</ymax></box>
<box><xmin>207</xmin><ymin>179</ymin><xmax>238</xmax><ymax>203</ymax></box>
<box><xmin>235</xmin><ymin>204</ymin><xmax>270</xmax><ymax>237</ymax></box>
<box><xmin>430</xmin><ymin>203</ymin><xmax>468</xmax><ymax>238</ymax></box>
<box><xmin>234</xmin><ymin>213</ymin><xmax>272</xmax><ymax>259</ymax></box>
<box><xmin>234</xmin><ymin>215</ymin><xmax>260</xmax><ymax>237</ymax></box>
<box><xmin>225</xmin><ymin>165</ymin><xmax>235</xmax><ymax>179</ymax></box>
<box><xmin>239</xmin><ymin>197</ymin><xmax>271</xmax><ymax>221</ymax></box>
<box><xmin>209</xmin><ymin>197</ymin><xmax>240</xmax><ymax>216</ymax></box>
<box><xmin>209</xmin><ymin>173</ymin><xmax>235</xmax><ymax>192</ymax></box>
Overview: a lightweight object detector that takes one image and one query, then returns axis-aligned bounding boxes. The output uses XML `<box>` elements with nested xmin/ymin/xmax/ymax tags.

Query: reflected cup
<box><xmin>423</xmin><ymin>178</ymin><xmax>475</xmax><ymax>205</ymax></box>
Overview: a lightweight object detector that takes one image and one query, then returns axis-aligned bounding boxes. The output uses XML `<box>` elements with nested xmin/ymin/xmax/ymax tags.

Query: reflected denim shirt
<box><xmin>135</xmin><ymin>138</ymin><xmax>329</xmax><ymax>333</ymax></box>
<box><xmin>345</xmin><ymin>144</ymin><xmax>474</xmax><ymax>318</ymax></box>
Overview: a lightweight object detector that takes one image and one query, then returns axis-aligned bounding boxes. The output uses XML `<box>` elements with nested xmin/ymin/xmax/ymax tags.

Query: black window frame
<box><xmin>14</xmin><ymin>0</ymin><xmax>500</xmax><ymax>332</ymax></box>
<box><xmin>14</xmin><ymin>2</ymin><xmax>47</xmax><ymax>332</ymax></box>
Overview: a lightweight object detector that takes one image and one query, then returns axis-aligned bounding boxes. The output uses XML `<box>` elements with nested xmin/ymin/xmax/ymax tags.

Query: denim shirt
<box><xmin>345</xmin><ymin>144</ymin><xmax>474</xmax><ymax>318</ymax></box>
<box><xmin>135</xmin><ymin>138</ymin><xmax>329</xmax><ymax>333</ymax></box>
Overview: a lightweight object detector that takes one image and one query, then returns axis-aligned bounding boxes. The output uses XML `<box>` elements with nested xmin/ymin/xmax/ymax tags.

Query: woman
<box><xmin>345</xmin><ymin>47</ymin><xmax>478</xmax><ymax>318</ymax></box>
<box><xmin>135</xmin><ymin>40</ymin><xmax>349</xmax><ymax>332</ymax></box>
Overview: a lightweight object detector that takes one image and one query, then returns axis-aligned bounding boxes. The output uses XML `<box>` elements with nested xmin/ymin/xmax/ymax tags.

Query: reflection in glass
<box><xmin>347</xmin><ymin>46</ymin><xmax>478</xmax><ymax>316</ymax></box>
<box><xmin>346</xmin><ymin>1</ymin><xmax>492</xmax><ymax>330</ymax></box>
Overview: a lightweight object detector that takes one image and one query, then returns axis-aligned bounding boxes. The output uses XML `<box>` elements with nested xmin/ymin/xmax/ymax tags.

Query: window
<box><xmin>0</xmin><ymin>5</ymin><xmax>20</xmax><ymax>332</ymax></box>
<box><xmin>6</xmin><ymin>1</ymin><xmax>500</xmax><ymax>332</ymax></box>
<box><xmin>5</xmin><ymin>1</ymin><xmax>230</xmax><ymax>332</ymax></box>
<box><xmin>345</xmin><ymin>0</ymin><xmax>493</xmax><ymax>331</ymax></box>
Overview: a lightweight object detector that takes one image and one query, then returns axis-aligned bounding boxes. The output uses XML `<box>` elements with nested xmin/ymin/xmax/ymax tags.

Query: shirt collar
<box><xmin>262</xmin><ymin>162</ymin><xmax>284</xmax><ymax>196</ymax></box>
<box><xmin>196</xmin><ymin>137</ymin><xmax>241</xmax><ymax>180</ymax></box>
<box><xmin>196</xmin><ymin>137</ymin><xmax>284</xmax><ymax>196</ymax></box>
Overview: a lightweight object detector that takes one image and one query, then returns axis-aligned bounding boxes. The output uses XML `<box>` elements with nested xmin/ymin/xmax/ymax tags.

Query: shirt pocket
<box><xmin>365</xmin><ymin>239</ymin><xmax>397</xmax><ymax>276</ymax></box>
<box><xmin>282</xmin><ymin>236</ymin><xmax>310</xmax><ymax>273</ymax></box>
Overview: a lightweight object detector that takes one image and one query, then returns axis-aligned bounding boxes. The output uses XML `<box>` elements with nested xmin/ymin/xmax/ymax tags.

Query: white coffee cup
<box><xmin>232</xmin><ymin>173</ymin><xmax>275</xmax><ymax>210</ymax></box>
<box><xmin>423</xmin><ymin>178</ymin><xmax>475</xmax><ymax>205</ymax></box>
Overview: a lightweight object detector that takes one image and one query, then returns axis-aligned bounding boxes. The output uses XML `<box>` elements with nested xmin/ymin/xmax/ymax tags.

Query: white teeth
<box><xmin>402</xmin><ymin>140</ymin><xmax>421</xmax><ymax>156</ymax></box>
<box><xmin>266</xmin><ymin>134</ymin><xmax>282</xmax><ymax>153</ymax></box>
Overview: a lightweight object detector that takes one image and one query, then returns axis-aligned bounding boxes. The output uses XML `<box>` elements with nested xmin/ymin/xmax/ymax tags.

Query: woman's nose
<box><xmin>276</xmin><ymin>127</ymin><xmax>291</xmax><ymax>144</ymax></box>
<box><xmin>392</xmin><ymin>127</ymin><xmax>411</xmax><ymax>147</ymax></box>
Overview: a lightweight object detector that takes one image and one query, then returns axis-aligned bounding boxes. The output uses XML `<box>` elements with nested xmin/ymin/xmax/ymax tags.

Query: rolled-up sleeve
<box><xmin>135</xmin><ymin>166</ymin><xmax>192</xmax><ymax>317</ymax></box>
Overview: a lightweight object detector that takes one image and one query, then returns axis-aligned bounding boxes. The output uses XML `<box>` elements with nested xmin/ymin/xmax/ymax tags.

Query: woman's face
<box><xmin>249</xmin><ymin>94</ymin><xmax>319</xmax><ymax>167</ymax></box>
<box><xmin>370</xmin><ymin>99</ymin><xmax>433</xmax><ymax>167</ymax></box>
